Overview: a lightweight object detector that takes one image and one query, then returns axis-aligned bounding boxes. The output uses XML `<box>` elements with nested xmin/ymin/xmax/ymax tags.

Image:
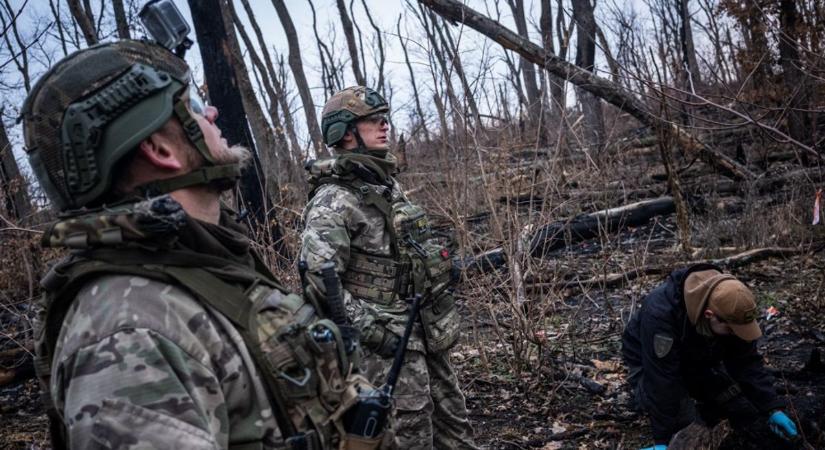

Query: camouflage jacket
<box><xmin>300</xmin><ymin>176</ymin><xmax>428</xmax><ymax>354</ymax></box>
<box><xmin>42</xmin><ymin>203</ymin><xmax>283</xmax><ymax>449</ymax></box>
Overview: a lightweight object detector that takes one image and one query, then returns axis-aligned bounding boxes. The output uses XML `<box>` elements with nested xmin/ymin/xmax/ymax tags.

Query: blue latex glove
<box><xmin>768</xmin><ymin>410</ymin><xmax>798</xmax><ymax>440</ymax></box>
<box><xmin>640</xmin><ymin>446</ymin><xmax>667</xmax><ymax>450</ymax></box>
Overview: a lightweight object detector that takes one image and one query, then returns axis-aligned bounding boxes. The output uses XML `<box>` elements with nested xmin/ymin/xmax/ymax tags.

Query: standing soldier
<box><xmin>622</xmin><ymin>264</ymin><xmax>799</xmax><ymax>449</ymax></box>
<box><xmin>300</xmin><ymin>86</ymin><xmax>478</xmax><ymax>449</ymax></box>
<box><xmin>23</xmin><ymin>41</ymin><xmax>374</xmax><ymax>449</ymax></box>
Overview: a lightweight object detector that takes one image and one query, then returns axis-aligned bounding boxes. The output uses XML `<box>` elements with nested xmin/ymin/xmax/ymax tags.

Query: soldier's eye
<box><xmin>187</xmin><ymin>85</ymin><xmax>208</xmax><ymax>115</ymax></box>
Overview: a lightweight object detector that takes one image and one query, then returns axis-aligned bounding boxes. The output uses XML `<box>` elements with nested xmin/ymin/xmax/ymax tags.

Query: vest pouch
<box><xmin>341</xmin><ymin>434</ymin><xmax>383</xmax><ymax>450</ymax></box>
<box><xmin>419</xmin><ymin>292</ymin><xmax>460</xmax><ymax>353</ymax></box>
<box><xmin>420</xmin><ymin>241</ymin><xmax>453</xmax><ymax>295</ymax></box>
<box><xmin>392</xmin><ymin>203</ymin><xmax>429</xmax><ymax>243</ymax></box>
<box><xmin>257</xmin><ymin>299</ymin><xmax>320</xmax><ymax>402</ymax></box>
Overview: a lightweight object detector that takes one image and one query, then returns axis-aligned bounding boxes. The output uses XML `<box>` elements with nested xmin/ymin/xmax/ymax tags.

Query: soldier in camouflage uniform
<box><xmin>300</xmin><ymin>86</ymin><xmax>478</xmax><ymax>450</ymax></box>
<box><xmin>22</xmin><ymin>41</ymin><xmax>371</xmax><ymax>450</ymax></box>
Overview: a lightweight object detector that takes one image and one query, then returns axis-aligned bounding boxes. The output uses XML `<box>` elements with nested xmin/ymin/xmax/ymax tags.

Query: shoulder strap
<box><xmin>313</xmin><ymin>176</ymin><xmax>399</xmax><ymax>256</ymax></box>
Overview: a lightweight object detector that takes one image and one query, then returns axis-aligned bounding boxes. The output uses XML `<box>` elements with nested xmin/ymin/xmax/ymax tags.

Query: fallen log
<box><xmin>456</xmin><ymin>248</ymin><xmax>507</xmax><ymax>274</ymax></box>
<box><xmin>529</xmin><ymin>197</ymin><xmax>676</xmax><ymax>257</ymax></box>
<box><xmin>526</xmin><ymin>247</ymin><xmax>806</xmax><ymax>292</ymax></box>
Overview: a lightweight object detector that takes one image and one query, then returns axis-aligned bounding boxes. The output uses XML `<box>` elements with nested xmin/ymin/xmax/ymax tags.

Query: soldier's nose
<box><xmin>204</xmin><ymin>106</ymin><xmax>219</xmax><ymax>124</ymax></box>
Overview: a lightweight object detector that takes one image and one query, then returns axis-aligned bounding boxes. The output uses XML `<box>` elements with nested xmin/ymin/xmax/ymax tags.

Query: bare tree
<box><xmin>359</xmin><ymin>0</ymin><xmax>386</xmax><ymax>94</ymax></box>
<box><xmin>418</xmin><ymin>0</ymin><xmax>753</xmax><ymax>181</ymax></box>
<box><xmin>48</xmin><ymin>0</ymin><xmax>70</xmax><ymax>57</ymax></box>
<box><xmin>271</xmin><ymin>0</ymin><xmax>325</xmax><ymax>155</ymax></box>
<box><xmin>238</xmin><ymin>0</ymin><xmax>302</xmax><ymax>158</ymax></box>
<box><xmin>224</xmin><ymin>0</ymin><xmax>292</xmax><ymax>186</ymax></box>
<box><xmin>336</xmin><ymin>0</ymin><xmax>366</xmax><ymax>86</ymax></box>
<box><xmin>1</xmin><ymin>6</ymin><xmax>24</xmax><ymax>91</ymax></box>
<box><xmin>778</xmin><ymin>0</ymin><xmax>811</xmax><ymax>157</ymax></box>
<box><xmin>308</xmin><ymin>0</ymin><xmax>342</xmax><ymax>97</ymax></box>
<box><xmin>112</xmin><ymin>0</ymin><xmax>130</xmax><ymax>39</ymax></box>
<box><xmin>66</xmin><ymin>0</ymin><xmax>97</xmax><ymax>46</ymax></box>
<box><xmin>397</xmin><ymin>14</ymin><xmax>430</xmax><ymax>142</ymax></box>
<box><xmin>507</xmin><ymin>0</ymin><xmax>543</xmax><ymax>128</ymax></box>
<box><xmin>675</xmin><ymin>0</ymin><xmax>701</xmax><ymax>86</ymax></box>
<box><xmin>413</xmin><ymin>4</ymin><xmax>465</xmax><ymax>133</ymax></box>
<box><xmin>0</xmin><ymin>110</ymin><xmax>31</xmax><ymax>222</ymax></box>
<box><xmin>571</xmin><ymin>0</ymin><xmax>606</xmax><ymax>147</ymax></box>
<box><xmin>432</xmin><ymin>15</ymin><xmax>483</xmax><ymax>132</ymax></box>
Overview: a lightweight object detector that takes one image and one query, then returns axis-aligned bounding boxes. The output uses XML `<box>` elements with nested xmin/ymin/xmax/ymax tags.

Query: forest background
<box><xmin>1</xmin><ymin>0</ymin><xmax>824</xmax><ymax>448</ymax></box>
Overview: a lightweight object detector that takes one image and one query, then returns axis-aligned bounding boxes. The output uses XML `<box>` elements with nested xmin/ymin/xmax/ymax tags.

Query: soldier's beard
<box><xmin>213</xmin><ymin>144</ymin><xmax>252</xmax><ymax>169</ymax></box>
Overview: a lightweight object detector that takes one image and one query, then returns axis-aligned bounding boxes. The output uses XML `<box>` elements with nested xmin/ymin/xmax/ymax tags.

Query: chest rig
<box><xmin>307</xmin><ymin>159</ymin><xmax>460</xmax><ymax>352</ymax></box>
<box><xmin>34</xmin><ymin>196</ymin><xmax>381</xmax><ymax>450</ymax></box>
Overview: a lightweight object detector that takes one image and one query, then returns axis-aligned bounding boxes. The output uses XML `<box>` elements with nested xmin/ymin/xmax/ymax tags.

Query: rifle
<box><xmin>343</xmin><ymin>293</ymin><xmax>424</xmax><ymax>439</ymax></box>
<box><xmin>300</xmin><ymin>260</ymin><xmax>424</xmax><ymax>440</ymax></box>
<box><xmin>319</xmin><ymin>261</ymin><xmax>359</xmax><ymax>355</ymax></box>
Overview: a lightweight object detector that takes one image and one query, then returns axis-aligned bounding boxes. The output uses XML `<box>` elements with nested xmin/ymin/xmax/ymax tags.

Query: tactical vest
<box><xmin>307</xmin><ymin>159</ymin><xmax>460</xmax><ymax>353</ymax></box>
<box><xmin>32</xmin><ymin>197</ymin><xmax>381</xmax><ymax>450</ymax></box>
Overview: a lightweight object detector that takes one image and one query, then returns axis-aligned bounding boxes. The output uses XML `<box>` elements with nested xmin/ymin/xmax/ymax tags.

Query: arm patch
<box><xmin>653</xmin><ymin>333</ymin><xmax>674</xmax><ymax>358</ymax></box>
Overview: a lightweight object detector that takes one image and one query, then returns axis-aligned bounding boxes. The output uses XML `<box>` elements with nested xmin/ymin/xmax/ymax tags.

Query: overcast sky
<box><xmin>3</xmin><ymin>0</ymin><xmax>677</xmax><ymax>177</ymax></box>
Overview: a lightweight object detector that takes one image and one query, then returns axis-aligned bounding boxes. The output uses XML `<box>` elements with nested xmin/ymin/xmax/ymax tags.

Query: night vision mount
<box><xmin>139</xmin><ymin>0</ymin><xmax>193</xmax><ymax>57</ymax></box>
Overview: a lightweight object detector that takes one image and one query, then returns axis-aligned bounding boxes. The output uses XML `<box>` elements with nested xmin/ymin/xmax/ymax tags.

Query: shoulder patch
<box><xmin>653</xmin><ymin>333</ymin><xmax>674</xmax><ymax>358</ymax></box>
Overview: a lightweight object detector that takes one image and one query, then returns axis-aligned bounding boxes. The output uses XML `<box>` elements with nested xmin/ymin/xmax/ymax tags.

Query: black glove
<box><xmin>361</xmin><ymin>325</ymin><xmax>400</xmax><ymax>358</ymax></box>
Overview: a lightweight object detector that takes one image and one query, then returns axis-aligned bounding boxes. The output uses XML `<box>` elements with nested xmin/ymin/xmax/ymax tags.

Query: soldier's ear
<box><xmin>703</xmin><ymin>309</ymin><xmax>715</xmax><ymax>319</ymax></box>
<box><xmin>138</xmin><ymin>132</ymin><xmax>185</xmax><ymax>172</ymax></box>
<box><xmin>340</xmin><ymin>129</ymin><xmax>356</xmax><ymax>147</ymax></box>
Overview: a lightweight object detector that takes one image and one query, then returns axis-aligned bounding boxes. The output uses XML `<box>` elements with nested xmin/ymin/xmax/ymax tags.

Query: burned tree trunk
<box><xmin>418</xmin><ymin>0</ymin><xmax>753</xmax><ymax>181</ymax></box>
<box><xmin>675</xmin><ymin>0</ymin><xmax>700</xmax><ymax>87</ymax></box>
<box><xmin>188</xmin><ymin>0</ymin><xmax>287</xmax><ymax>257</ymax></box>
<box><xmin>571</xmin><ymin>0</ymin><xmax>605</xmax><ymax>148</ymax></box>
<box><xmin>112</xmin><ymin>0</ymin><xmax>130</xmax><ymax>39</ymax></box>
<box><xmin>529</xmin><ymin>197</ymin><xmax>676</xmax><ymax>257</ymax></box>
<box><xmin>0</xmin><ymin>113</ymin><xmax>31</xmax><ymax>222</ymax></box>
<box><xmin>778</xmin><ymin>0</ymin><xmax>811</xmax><ymax>163</ymax></box>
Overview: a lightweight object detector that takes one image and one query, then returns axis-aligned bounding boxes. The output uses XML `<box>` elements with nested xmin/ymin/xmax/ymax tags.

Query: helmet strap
<box><xmin>137</xmin><ymin>164</ymin><xmax>241</xmax><ymax>197</ymax></box>
<box><xmin>173</xmin><ymin>96</ymin><xmax>215</xmax><ymax>164</ymax></box>
<box><xmin>163</xmin><ymin>93</ymin><xmax>241</xmax><ymax>193</ymax></box>
<box><xmin>348</xmin><ymin>123</ymin><xmax>369</xmax><ymax>154</ymax></box>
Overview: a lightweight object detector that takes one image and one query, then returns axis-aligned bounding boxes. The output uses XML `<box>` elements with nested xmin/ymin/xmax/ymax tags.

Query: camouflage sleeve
<box><xmin>300</xmin><ymin>184</ymin><xmax>358</xmax><ymax>308</ymax></box>
<box><xmin>54</xmin><ymin>329</ymin><xmax>224</xmax><ymax>449</ymax></box>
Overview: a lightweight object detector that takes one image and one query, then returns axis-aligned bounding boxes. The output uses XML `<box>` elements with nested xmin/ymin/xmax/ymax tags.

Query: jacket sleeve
<box><xmin>724</xmin><ymin>338</ymin><xmax>784</xmax><ymax>413</ymax></box>
<box><xmin>638</xmin><ymin>309</ymin><xmax>688</xmax><ymax>444</ymax></box>
<box><xmin>299</xmin><ymin>185</ymin><xmax>356</xmax><ymax>312</ymax></box>
<box><xmin>54</xmin><ymin>329</ymin><xmax>226</xmax><ymax>449</ymax></box>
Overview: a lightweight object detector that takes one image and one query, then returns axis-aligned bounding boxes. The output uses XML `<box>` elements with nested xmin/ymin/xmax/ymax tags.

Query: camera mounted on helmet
<box><xmin>20</xmin><ymin>6</ymin><xmax>240</xmax><ymax>213</ymax></box>
<box><xmin>139</xmin><ymin>0</ymin><xmax>193</xmax><ymax>57</ymax></box>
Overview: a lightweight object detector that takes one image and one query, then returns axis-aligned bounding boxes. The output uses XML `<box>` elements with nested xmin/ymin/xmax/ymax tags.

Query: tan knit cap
<box><xmin>684</xmin><ymin>270</ymin><xmax>762</xmax><ymax>341</ymax></box>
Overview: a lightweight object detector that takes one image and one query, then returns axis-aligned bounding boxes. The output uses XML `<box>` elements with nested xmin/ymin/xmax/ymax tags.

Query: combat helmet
<box><xmin>321</xmin><ymin>86</ymin><xmax>389</xmax><ymax>149</ymax></box>
<box><xmin>20</xmin><ymin>40</ymin><xmax>238</xmax><ymax>212</ymax></box>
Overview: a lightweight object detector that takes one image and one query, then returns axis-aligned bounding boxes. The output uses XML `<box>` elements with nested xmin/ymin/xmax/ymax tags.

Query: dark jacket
<box><xmin>622</xmin><ymin>264</ymin><xmax>783</xmax><ymax>444</ymax></box>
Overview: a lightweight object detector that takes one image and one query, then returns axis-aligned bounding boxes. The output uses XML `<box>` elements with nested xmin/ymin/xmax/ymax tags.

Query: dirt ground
<box><xmin>2</xmin><ymin>154</ymin><xmax>825</xmax><ymax>449</ymax></box>
<box><xmin>4</xmin><ymin>223</ymin><xmax>823</xmax><ymax>450</ymax></box>
<box><xmin>455</xmin><ymin>217</ymin><xmax>825</xmax><ymax>449</ymax></box>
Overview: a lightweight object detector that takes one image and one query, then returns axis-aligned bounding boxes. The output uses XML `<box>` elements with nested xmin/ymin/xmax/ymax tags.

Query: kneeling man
<box><xmin>622</xmin><ymin>264</ymin><xmax>798</xmax><ymax>449</ymax></box>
